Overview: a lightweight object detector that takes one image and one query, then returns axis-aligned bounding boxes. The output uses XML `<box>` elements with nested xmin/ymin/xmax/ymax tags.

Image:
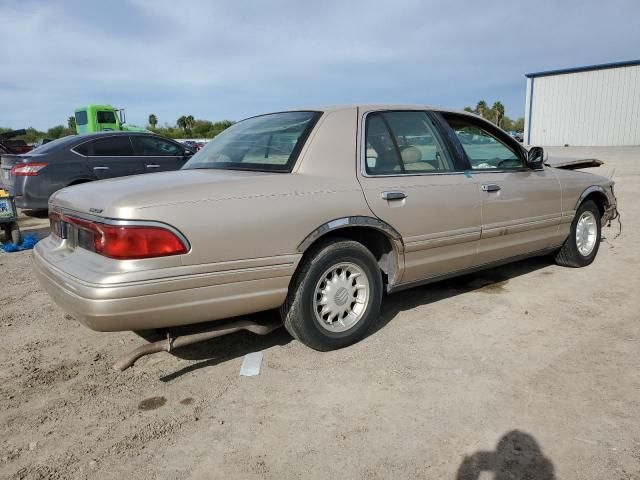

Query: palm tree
<box><xmin>186</xmin><ymin>115</ymin><xmax>195</xmax><ymax>132</ymax></box>
<box><xmin>492</xmin><ymin>101</ymin><xmax>505</xmax><ymax>127</ymax></box>
<box><xmin>148</xmin><ymin>114</ymin><xmax>158</xmax><ymax>129</ymax></box>
<box><xmin>476</xmin><ymin>100</ymin><xmax>488</xmax><ymax>119</ymax></box>
<box><xmin>67</xmin><ymin>116</ymin><xmax>76</xmax><ymax>130</ymax></box>
<box><xmin>177</xmin><ymin>116</ymin><xmax>188</xmax><ymax>133</ymax></box>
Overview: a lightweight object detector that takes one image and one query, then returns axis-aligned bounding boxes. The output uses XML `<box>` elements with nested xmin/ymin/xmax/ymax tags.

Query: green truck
<box><xmin>74</xmin><ymin>105</ymin><xmax>148</xmax><ymax>134</ymax></box>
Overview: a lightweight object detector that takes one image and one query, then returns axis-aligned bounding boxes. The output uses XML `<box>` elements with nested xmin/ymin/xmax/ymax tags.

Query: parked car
<box><xmin>508</xmin><ymin>131</ymin><xmax>524</xmax><ymax>142</ymax></box>
<box><xmin>0</xmin><ymin>132</ymin><xmax>194</xmax><ymax>210</ymax></box>
<box><xmin>34</xmin><ymin>105</ymin><xmax>618</xmax><ymax>352</ymax></box>
<box><xmin>181</xmin><ymin>140</ymin><xmax>205</xmax><ymax>152</ymax></box>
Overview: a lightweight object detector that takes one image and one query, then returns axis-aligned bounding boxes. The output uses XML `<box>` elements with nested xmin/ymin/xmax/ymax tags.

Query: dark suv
<box><xmin>0</xmin><ymin>132</ymin><xmax>194</xmax><ymax>210</ymax></box>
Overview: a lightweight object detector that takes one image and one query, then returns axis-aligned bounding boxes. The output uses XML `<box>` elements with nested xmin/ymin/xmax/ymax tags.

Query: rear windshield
<box><xmin>29</xmin><ymin>136</ymin><xmax>74</xmax><ymax>154</ymax></box>
<box><xmin>183</xmin><ymin>111</ymin><xmax>321</xmax><ymax>172</ymax></box>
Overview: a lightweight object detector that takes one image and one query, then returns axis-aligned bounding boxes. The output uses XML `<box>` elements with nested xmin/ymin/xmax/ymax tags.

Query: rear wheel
<box><xmin>280</xmin><ymin>239</ymin><xmax>383</xmax><ymax>351</ymax></box>
<box><xmin>554</xmin><ymin>200</ymin><xmax>601</xmax><ymax>267</ymax></box>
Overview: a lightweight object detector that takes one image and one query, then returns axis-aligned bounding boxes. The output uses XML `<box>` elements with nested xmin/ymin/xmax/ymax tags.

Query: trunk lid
<box><xmin>49</xmin><ymin>168</ymin><xmax>275</xmax><ymax>217</ymax></box>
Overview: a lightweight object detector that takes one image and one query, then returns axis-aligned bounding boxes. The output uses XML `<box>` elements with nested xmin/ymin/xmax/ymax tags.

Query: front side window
<box><xmin>97</xmin><ymin>111</ymin><xmax>117</xmax><ymax>124</ymax></box>
<box><xmin>131</xmin><ymin>136</ymin><xmax>182</xmax><ymax>156</ymax></box>
<box><xmin>75</xmin><ymin>110</ymin><xmax>88</xmax><ymax>126</ymax></box>
<box><xmin>183</xmin><ymin>111</ymin><xmax>321</xmax><ymax>172</ymax></box>
<box><xmin>365</xmin><ymin>111</ymin><xmax>454</xmax><ymax>175</ymax></box>
<box><xmin>443</xmin><ymin>115</ymin><xmax>524</xmax><ymax>170</ymax></box>
<box><xmin>78</xmin><ymin>136</ymin><xmax>134</xmax><ymax>156</ymax></box>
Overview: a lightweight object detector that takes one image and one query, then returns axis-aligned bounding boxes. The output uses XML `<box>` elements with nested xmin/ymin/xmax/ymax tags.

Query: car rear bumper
<box><xmin>15</xmin><ymin>194</ymin><xmax>49</xmax><ymax>210</ymax></box>
<box><xmin>2</xmin><ymin>177</ymin><xmax>50</xmax><ymax>210</ymax></box>
<box><xmin>32</xmin><ymin>242</ymin><xmax>296</xmax><ymax>332</ymax></box>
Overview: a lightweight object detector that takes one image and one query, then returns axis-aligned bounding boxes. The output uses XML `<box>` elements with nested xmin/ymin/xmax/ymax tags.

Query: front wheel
<box><xmin>554</xmin><ymin>199</ymin><xmax>601</xmax><ymax>267</ymax></box>
<box><xmin>280</xmin><ymin>239</ymin><xmax>383</xmax><ymax>351</ymax></box>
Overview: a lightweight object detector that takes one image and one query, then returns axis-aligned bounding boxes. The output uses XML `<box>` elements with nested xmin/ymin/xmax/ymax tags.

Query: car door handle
<box><xmin>381</xmin><ymin>191</ymin><xmax>407</xmax><ymax>201</ymax></box>
<box><xmin>481</xmin><ymin>184</ymin><xmax>501</xmax><ymax>192</ymax></box>
<box><xmin>93</xmin><ymin>166</ymin><xmax>109</xmax><ymax>171</ymax></box>
<box><xmin>146</xmin><ymin>164</ymin><xmax>160</xmax><ymax>168</ymax></box>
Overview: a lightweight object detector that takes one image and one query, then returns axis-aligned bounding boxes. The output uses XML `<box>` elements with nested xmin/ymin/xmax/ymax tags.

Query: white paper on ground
<box><xmin>239</xmin><ymin>351</ymin><xmax>263</xmax><ymax>377</ymax></box>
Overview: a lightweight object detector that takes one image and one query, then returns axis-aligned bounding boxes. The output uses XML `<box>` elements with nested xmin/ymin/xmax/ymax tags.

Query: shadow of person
<box><xmin>456</xmin><ymin>430</ymin><xmax>555</xmax><ymax>480</ymax></box>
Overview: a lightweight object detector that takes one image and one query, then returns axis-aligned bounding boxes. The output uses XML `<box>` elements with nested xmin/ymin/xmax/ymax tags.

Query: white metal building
<box><xmin>524</xmin><ymin>60</ymin><xmax>640</xmax><ymax>146</ymax></box>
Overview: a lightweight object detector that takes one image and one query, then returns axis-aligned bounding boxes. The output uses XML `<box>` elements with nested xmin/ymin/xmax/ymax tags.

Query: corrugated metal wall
<box><xmin>525</xmin><ymin>64</ymin><xmax>640</xmax><ymax>146</ymax></box>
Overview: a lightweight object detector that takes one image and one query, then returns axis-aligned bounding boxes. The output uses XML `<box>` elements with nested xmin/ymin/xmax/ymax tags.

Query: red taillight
<box><xmin>11</xmin><ymin>162</ymin><xmax>48</xmax><ymax>176</ymax></box>
<box><xmin>63</xmin><ymin>215</ymin><xmax>188</xmax><ymax>259</ymax></box>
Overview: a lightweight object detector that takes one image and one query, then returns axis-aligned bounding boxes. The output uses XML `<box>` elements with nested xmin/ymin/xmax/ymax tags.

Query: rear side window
<box><xmin>75</xmin><ymin>110</ymin><xmax>88</xmax><ymax>126</ymax></box>
<box><xmin>131</xmin><ymin>136</ymin><xmax>182</xmax><ymax>156</ymax></box>
<box><xmin>442</xmin><ymin>115</ymin><xmax>524</xmax><ymax>170</ymax></box>
<box><xmin>365</xmin><ymin>111</ymin><xmax>454</xmax><ymax>175</ymax></box>
<box><xmin>76</xmin><ymin>136</ymin><xmax>134</xmax><ymax>156</ymax></box>
<box><xmin>97</xmin><ymin>111</ymin><xmax>117</xmax><ymax>124</ymax></box>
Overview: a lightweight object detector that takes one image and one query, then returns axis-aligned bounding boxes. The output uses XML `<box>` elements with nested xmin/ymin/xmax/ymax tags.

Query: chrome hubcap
<box><xmin>313</xmin><ymin>262</ymin><xmax>370</xmax><ymax>333</ymax></box>
<box><xmin>576</xmin><ymin>211</ymin><xmax>597</xmax><ymax>256</ymax></box>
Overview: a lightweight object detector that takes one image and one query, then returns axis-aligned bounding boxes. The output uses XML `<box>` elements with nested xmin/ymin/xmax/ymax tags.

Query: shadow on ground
<box><xmin>20</xmin><ymin>209</ymin><xmax>49</xmax><ymax>219</ymax></box>
<box><xmin>456</xmin><ymin>430</ymin><xmax>555</xmax><ymax>479</ymax></box>
<box><xmin>135</xmin><ymin>255</ymin><xmax>554</xmax><ymax>379</ymax></box>
<box><xmin>17</xmin><ymin>209</ymin><xmax>50</xmax><ymax>239</ymax></box>
<box><xmin>134</xmin><ymin>311</ymin><xmax>292</xmax><ymax>381</ymax></box>
<box><xmin>371</xmin><ymin>255</ymin><xmax>554</xmax><ymax>336</ymax></box>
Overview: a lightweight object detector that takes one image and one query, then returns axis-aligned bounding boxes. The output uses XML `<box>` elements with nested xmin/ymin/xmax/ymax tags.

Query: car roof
<box><xmin>26</xmin><ymin>131</ymin><xmax>170</xmax><ymax>154</ymax></box>
<box><xmin>246</xmin><ymin>104</ymin><xmax>481</xmax><ymax>121</ymax></box>
<box><xmin>72</xmin><ymin>131</ymin><xmax>150</xmax><ymax>140</ymax></box>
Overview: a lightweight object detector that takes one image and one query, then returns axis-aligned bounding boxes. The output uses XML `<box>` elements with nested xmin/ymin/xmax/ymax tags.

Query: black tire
<box><xmin>554</xmin><ymin>200</ymin><xmax>601</xmax><ymax>267</ymax></box>
<box><xmin>280</xmin><ymin>238</ymin><xmax>383</xmax><ymax>351</ymax></box>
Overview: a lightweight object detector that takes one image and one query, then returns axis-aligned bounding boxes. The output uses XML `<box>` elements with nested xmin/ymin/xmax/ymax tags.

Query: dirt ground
<box><xmin>1</xmin><ymin>147</ymin><xmax>639</xmax><ymax>480</ymax></box>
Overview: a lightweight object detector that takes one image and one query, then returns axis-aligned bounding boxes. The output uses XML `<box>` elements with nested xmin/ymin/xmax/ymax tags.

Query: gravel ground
<box><xmin>1</xmin><ymin>147</ymin><xmax>639</xmax><ymax>480</ymax></box>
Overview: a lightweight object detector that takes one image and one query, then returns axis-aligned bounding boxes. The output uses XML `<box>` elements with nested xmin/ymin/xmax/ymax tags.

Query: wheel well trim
<box><xmin>296</xmin><ymin>216</ymin><xmax>402</xmax><ymax>253</ymax></box>
<box><xmin>575</xmin><ymin>185</ymin><xmax>610</xmax><ymax>210</ymax></box>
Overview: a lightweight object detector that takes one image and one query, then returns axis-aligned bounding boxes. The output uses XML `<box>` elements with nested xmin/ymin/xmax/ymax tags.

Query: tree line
<box><xmin>0</xmin><ymin>114</ymin><xmax>234</xmax><ymax>143</ymax></box>
<box><xmin>463</xmin><ymin>100</ymin><xmax>524</xmax><ymax>132</ymax></box>
<box><xmin>2</xmin><ymin>102</ymin><xmax>522</xmax><ymax>144</ymax></box>
<box><xmin>147</xmin><ymin>114</ymin><xmax>234</xmax><ymax>139</ymax></box>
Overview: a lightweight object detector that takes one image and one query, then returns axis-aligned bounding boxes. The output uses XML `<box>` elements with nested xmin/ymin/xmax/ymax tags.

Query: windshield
<box><xmin>75</xmin><ymin>110</ymin><xmax>88</xmax><ymax>126</ymax></box>
<box><xmin>183</xmin><ymin>111</ymin><xmax>321</xmax><ymax>172</ymax></box>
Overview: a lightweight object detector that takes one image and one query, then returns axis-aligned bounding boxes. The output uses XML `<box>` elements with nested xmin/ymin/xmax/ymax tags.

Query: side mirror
<box><xmin>527</xmin><ymin>146</ymin><xmax>545</xmax><ymax>169</ymax></box>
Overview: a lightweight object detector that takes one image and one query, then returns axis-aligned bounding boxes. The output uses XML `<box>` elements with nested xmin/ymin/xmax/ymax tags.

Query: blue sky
<box><xmin>1</xmin><ymin>0</ymin><xmax>638</xmax><ymax>130</ymax></box>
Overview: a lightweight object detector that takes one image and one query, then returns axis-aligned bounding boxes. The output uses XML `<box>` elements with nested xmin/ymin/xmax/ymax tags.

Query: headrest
<box><xmin>400</xmin><ymin>146</ymin><xmax>421</xmax><ymax>164</ymax></box>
